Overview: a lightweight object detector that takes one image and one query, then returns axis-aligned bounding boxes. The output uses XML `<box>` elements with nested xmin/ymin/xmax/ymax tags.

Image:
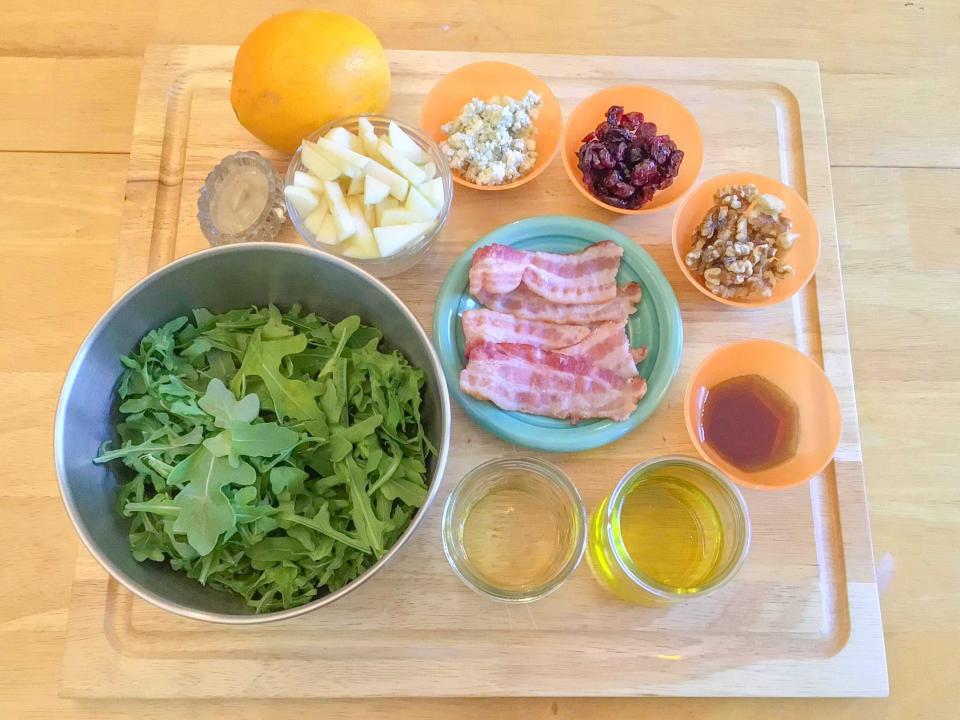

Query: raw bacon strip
<box><xmin>468</xmin><ymin>241</ymin><xmax>623</xmax><ymax>304</ymax></box>
<box><xmin>561</xmin><ymin>322</ymin><xmax>640</xmax><ymax>378</ymax></box>
<box><xmin>467</xmin><ymin>244</ymin><xmax>529</xmax><ymax>296</ymax></box>
<box><xmin>523</xmin><ymin>241</ymin><xmax>623</xmax><ymax>304</ymax></box>
<box><xmin>475</xmin><ymin>283</ymin><xmax>642</xmax><ymax>326</ymax></box>
<box><xmin>462</xmin><ymin>309</ymin><xmax>590</xmax><ymax>353</ymax></box>
<box><xmin>460</xmin><ymin>342</ymin><xmax>647</xmax><ymax>423</ymax></box>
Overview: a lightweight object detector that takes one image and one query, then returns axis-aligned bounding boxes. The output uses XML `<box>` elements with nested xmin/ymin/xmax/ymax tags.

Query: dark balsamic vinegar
<box><xmin>701</xmin><ymin>374</ymin><xmax>799</xmax><ymax>472</ymax></box>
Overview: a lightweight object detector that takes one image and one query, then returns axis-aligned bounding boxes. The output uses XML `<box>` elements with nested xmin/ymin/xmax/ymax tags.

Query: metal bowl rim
<box><xmin>54</xmin><ymin>242</ymin><xmax>451</xmax><ymax>624</ymax></box>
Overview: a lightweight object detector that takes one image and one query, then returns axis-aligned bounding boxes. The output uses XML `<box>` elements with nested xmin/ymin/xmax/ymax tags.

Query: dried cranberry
<box><xmin>627</xmin><ymin>143</ymin><xmax>647</xmax><ymax>165</ymax></box>
<box><xmin>597</xmin><ymin>125</ymin><xmax>631</xmax><ymax>144</ymax></box>
<box><xmin>619</xmin><ymin>111</ymin><xmax>645</xmax><ymax>131</ymax></box>
<box><xmin>597</xmin><ymin>146</ymin><xmax>615</xmax><ymax>169</ymax></box>
<box><xmin>631</xmin><ymin>158</ymin><xmax>659</xmax><ymax>187</ymax></box>
<box><xmin>601</xmin><ymin>170</ymin><xmax>623</xmax><ymax>189</ymax></box>
<box><xmin>667</xmin><ymin>150</ymin><xmax>684</xmax><ymax>177</ymax></box>
<box><xmin>649</xmin><ymin>135</ymin><xmax>673</xmax><ymax>165</ymax></box>
<box><xmin>606</xmin><ymin>105</ymin><xmax>624</xmax><ymax>126</ymax></box>
<box><xmin>576</xmin><ymin>104</ymin><xmax>684</xmax><ymax>209</ymax></box>
<box><xmin>598</xmin><ymin>194</ymin><xmax>629</xmax><ymax>208</ymax></box>
<box><xmin>637</xmin><ymin>122</ymin><xmax>657</xmax><ymax>142</ymax></box>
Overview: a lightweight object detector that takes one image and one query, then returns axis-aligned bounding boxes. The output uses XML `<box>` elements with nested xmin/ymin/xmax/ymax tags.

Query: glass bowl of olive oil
<box><xmin>587</xmin><ymin>456</ymin><xmax>750</xmax><ymax>605</ymax></box>
<box><xmin>442</xmin><ymin>457</ymin><xmax>587</xmax><ymax>603</ymax></box>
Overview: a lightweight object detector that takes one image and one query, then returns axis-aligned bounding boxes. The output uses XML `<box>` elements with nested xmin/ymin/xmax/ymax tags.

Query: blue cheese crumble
<box><xmin>440</xmin><ymin>90</ymin><xmax>542</xmax><ymax>186</ymax></box>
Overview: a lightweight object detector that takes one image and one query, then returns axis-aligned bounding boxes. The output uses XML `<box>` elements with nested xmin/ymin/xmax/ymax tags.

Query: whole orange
<box><xmin>231</xmin><ymin>11</ymin><xmax>391</xmax><ymax>153</ymax></box>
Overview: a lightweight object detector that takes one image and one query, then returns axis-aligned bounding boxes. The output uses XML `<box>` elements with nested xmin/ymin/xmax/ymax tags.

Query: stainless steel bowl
<box><xmin>54</xmin><ymin>243</ymin><xmax>451</xmax><ymax>623</ymax></box>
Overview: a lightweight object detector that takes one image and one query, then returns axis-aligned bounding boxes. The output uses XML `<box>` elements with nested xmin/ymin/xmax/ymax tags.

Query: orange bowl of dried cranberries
<box><xmin>561</xmin><ymin>85</ymin><xmax>703</xmax><ymax>214</ymax></box>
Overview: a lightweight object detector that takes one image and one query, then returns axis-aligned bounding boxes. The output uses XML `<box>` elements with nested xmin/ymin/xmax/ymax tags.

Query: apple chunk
<box><xmin>388</xmin><ymin>121</ymin><xmax>428</xmax><ymax>163</ymax></box>
<box><xmin>293</xmin><ymin>170</ymin><xmax>324</xmax><ymax>193</ymax></box>
<box><xmin>283</xmin><ymin>185</ymin><xmax>320</xmax><ymax>218</ymax></box>
<box><xmin>363</xmin><ymin>159</ymin><xmax>409</xmax><ymax>201</ymax></box>
<box><xmin>378</xmin><ymin>139</ymin><xmax>427</xmax><ymax>186</ymax></box>
<box><xmin>374</xmin><ymin>196</ymin><xmax>400</xmax><ymax>225</ymax></box>
<box><xmin>380</xmin><ymin>207</ymin><xmax>428</xmax><ymax>226</ymax></box>
<box><xmin>300</xmin><ymin>142</ymin><xmax>341</xmax><ymax>181</ymax></box>
<box><xmin>363</xmin><ymin>175</ymin><xmax>390</xmax><ymax>205</ymax></box>
<box><xmin>418</xmin><ymin>160</ymin><xmax>437</xmax><ymax>181</ymax></box>
<box><xmin>346</xmin><ymin>174</ymin><xmax>364</xmax><ymax>196</ymax></box>
<box><xmin>321</xmin><ymin>180</ymin><xmax>356</xmax><ymax>241</ymax></box>
<box><xmin>304</xmin><ymin>200</ymin><xmax>336</xmax><ymax>244</ymax></box>
<box><xmin>363</xmin><ymin>202</ymin><xmax>376</xmax><ymax>227</ymax></box>
<box><xmin>315</xmin><ymin>137</ymin><xmax>370</xmax><ymax>174</ymax></box>
<box><xmin>312</xmin><ymin>214</ymin><xmax>339</xmax><ymax>245</ymax></box>
<box><xmin>417</xmin><ymin>177</ymin><xmax>445</xmax><ymax>209</ymax></box>
<box><xmin>403</xmin><ymin>187</ymin><xmax>439</xmax><ymax>221</ymax></box>
<box><xmin>341</xmin><ymin>197</ymin><xmax>380</xmax><ymax>259</ymax></box>
<box><xmin>305</xmin><ymin>140</ymin><xmax>360</xmax><ymax>179</ymax></box>
<box><xmin>374</xmin><ymin>221</ymin><xmax>435</xmax><ymax>257</ymax></box>
<box><xmin>325</xmin><ymin>126</ymin><xmax>363</xmax><ymax>153</ymax></box>
<box><xmin>358</xmin><ymin>117</ymin><xmax>380</xmax><ymax>154</ymax></box>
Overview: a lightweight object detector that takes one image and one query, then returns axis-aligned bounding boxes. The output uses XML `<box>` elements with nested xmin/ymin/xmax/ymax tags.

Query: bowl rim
<box><xmin>284</xmin><ymin>114</ymin><xmax>454</xmax><ymax>275</ymax></box>
<box><xmin>682</xmin><ymin>338</ymin><xmax>841</xmax><ymax>490</ymax></box>
<box><xmin>560</xmin><ymin>83</ymin><xmax>704</xmax><ymax>215</ymax></box>
<box><xmin>670</xmin><ymin>171</ymin><xmax>822</xmax><ymax>308</ymax></box>
<box><xmin>419</xmin><ymin>60</ymin><xmax>563</xmax><ymax>191</ymax></box>
<box><xmin>54</xmin><ymin>242</ymin><xmax>451</xmax><ymax>624</ymax></box>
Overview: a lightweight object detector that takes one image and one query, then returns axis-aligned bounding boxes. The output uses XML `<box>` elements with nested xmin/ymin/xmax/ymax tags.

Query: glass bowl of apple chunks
<box><xmin>284</xmin><ymin>115</ymin><xmax>453</xmax><ymax>277</ymax></box>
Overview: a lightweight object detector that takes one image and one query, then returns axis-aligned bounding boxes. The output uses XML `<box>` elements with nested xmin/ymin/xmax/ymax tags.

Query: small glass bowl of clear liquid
<box><xmin>441</xmin><ymin>457</ymin><xmax>586</xmax><ymax>603</ymax></box>
<box><xmin>197</xmin><ymin>151</ymin><xmax>285</xmax><ymax>246</ymax></box>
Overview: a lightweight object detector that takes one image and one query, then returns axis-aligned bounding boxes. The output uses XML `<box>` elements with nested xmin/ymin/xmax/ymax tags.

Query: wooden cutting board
<box><xmin>60</xmin><ymin>45</ymin><xmax>887</xmax><ymax>698</ymax></box>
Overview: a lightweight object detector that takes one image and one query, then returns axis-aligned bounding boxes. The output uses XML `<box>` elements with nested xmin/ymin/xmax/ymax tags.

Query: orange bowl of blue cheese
<box><xmin>420</xmin><ymin>61</ymin><xmax>563</xmax><ymax>191</ymax></box>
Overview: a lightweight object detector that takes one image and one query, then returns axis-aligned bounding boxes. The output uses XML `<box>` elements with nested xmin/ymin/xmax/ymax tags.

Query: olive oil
<box><xmin>617</xmin><ymin>474</ymin><xmax>723</xmax><ymax>590</ymax></box>
<box><xmin>588</xmin><ymin>458</ymin><xmax>748</xmax><ymax>604</ymax></box>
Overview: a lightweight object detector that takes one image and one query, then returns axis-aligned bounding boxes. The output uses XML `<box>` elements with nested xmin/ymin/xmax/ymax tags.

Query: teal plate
<box><xmin>433</xmin><ymin>215</ymin><xmax>683</xmax><ymax>452</ymax></box>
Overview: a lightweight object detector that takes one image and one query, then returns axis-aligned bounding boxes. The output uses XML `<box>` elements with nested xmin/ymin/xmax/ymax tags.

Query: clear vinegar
<box><xmin>461</xmin><ymin>476</ymin><xmax>572</xmax><ymax>593</ymax></box>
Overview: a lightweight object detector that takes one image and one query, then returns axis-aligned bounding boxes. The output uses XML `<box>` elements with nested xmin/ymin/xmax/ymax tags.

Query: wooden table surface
<box><xmin>1</xmin><ymin>2</ymin><xmax>957</xmax><ymax>718</ymax></box>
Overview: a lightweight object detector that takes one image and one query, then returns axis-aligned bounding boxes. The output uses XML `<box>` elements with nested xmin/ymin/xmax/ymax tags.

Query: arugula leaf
<box><xmin>338</xmin><ymin>457</ymin><xmax>386</xmax><ymax>558</ymax></box>
<box><xmin>204</xmin><ymin>420</ymin><xmax>299</xmax><ymax>464</ymax></box>
<box><xmin>261</xmin><ymin>304</ymin><xmax>294</xmax><ymax>340</ymax></box>
<box><xmin>226</xmin><ymin>420</ymin><xmax>298</xmax><ymax>457</ymax></box>
<box><xmin>169</xmin><ymin>447</ymin><xmax>256</xmax><ymax>555</ymax></box>
<box><xmin>230</xmin><ymin>330</ymin><xmax>322</xmax><ymax>421</ymax></box>
<box><xmin>269</xmin><ymin>466</ymin><xmax>308</xmax><ymax>496</ymax></box>
<box><xmin>318</xmin><ymin>316</ymin><xmax>361</xmax><ymax>378</ymax></box>
<box><xmin>93</xmin><ymin>426</ymin><xmax>202</xmax><ymax>463</ymax></box>
<box><xmin>198</xmin><ymin>379</ymin><xmax>300</xmax><ymax>465</ymax></box>
<box><xmin>198</xmin><ymin>378</ymin><xmax>259</xmax><ymax>428</ymax></box>
<box><xmin>380</xmin><ymin>477</ymin><xmax>428</xmax><ymax>507</ymax></box>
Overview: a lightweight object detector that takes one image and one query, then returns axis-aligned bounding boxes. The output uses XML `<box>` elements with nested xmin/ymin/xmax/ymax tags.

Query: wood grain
<box><xmin>1</xmin><ymin>1</ymin><xmax>958</xmax><ymax>718</ymax></box>
<box><xmin>54</xmin><ymin>46</ymin><xmax>886</xmax><ymax>699</ymax></box>
<box><xmin>2</xmin><ymin>3</ymin><xmax>960</xmax><ymax>165</ymax></box>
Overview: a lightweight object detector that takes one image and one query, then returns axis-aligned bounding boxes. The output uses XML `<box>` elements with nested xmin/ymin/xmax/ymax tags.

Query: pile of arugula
<box><xmin>94</xmin><ymin>305</ymin><xmax>433</xmax><ymax>612</ymax></box>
